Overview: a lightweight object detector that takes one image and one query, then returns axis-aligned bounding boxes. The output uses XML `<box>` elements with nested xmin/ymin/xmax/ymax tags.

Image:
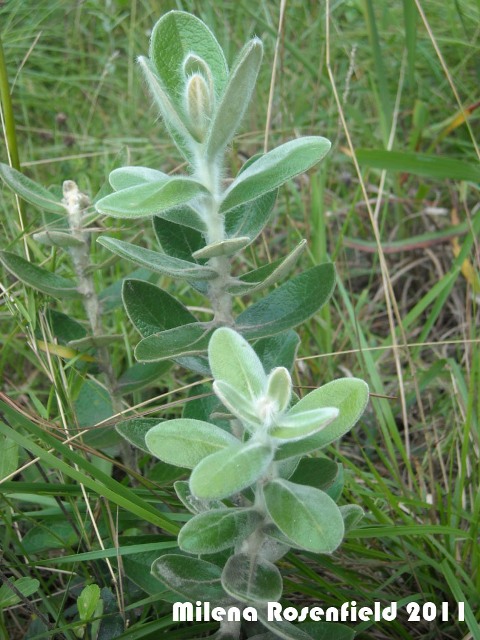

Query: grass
<box><xmin>1</xmin><ymin>1</ymin><xmax>479</xmax><ymax>639</ymax></box>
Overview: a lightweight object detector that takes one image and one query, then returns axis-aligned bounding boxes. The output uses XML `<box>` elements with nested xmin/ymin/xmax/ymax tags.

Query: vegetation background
<box><xmin>0</xmin><ymin>0</ymin><xmax>479</xmax><ymax>639</ymax></box>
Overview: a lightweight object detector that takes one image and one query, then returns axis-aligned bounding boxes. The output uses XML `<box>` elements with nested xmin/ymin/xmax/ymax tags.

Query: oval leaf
<box><xmin>174</xmin><ymin>480</ymin><xmax>225</xmax><ymax>515</ymax></box>
<box><xmin>0</xmin><ymin>251</ymin><xmax>80</xmax><ymax>299</ymax></box>
<box><xmin>145</xmin><ymin>418</ymin><xmax>239</xmax><ymax>468</ymax></box>
<box><xmin>264</xmin><ymin>479</ymin><xmax>344</xmax><ymax>553</ymax></box>
<box><xmin>237</xmin><ymin>263</ymin><xmax>335</xmax><ymax>339</ymax></box>
<box><xmin>225</xmin><ymin>188</ymin><xmax>277</xmax><ymax>241</ymax></box>
<box><xmin>221</xmin><ymin>553</ymin><xmax>282</xmax><ymax>605</ymax></box>
<box><xmin>153</xmin><ymin>216</ymin><xmax>205</xmax><ymax>259</ymax></box>
<box><xmin>270</xmin><ymin>407</ymin><xmax>339</xmax><ymax>441</ymax></box>
<box><xmin>115</xmin><ymin>417</ymin><xmax>161</xmax><ymax>453</ymax></box>
<box><xmin>179</xmin><ymin>508</ymin><xmax>261</xmax><ymax>554</ymax></box>
<box><xmin>0</xmin><ymin>164</ymin><xmax>65</xmax><ymax>214</ymax></box>
<box><xmin>192</xmin><ymin>236</ymin><xmax>250</xmax><ymax>260</ymax></box>
<box><xmin>109</xmin><ymin>166</ymin><xmax>168</xmax><ymax>191</ymax></box>
<box><xmin>220</xmin><ymin>137</ymin><xmax>331</xmax><ymax>213</ymax></box>
<box><xmin>152</xmin><ymin>554</ymin><xmax>226</xmax><ymax>603</ymax></box>
<box><xmin>117</xmin><ymin>360</ymin><xmax>172</xmax><ymax>395</ymax></box>
<box><xmin>190</xmin><ymin>441</ymin><xmax>274</xmax><ymax>500</ymax></box>
<box><xmin>135</xmin><ymin>323</ymin><xmax>213</xmax><ymax>362</ymax></box>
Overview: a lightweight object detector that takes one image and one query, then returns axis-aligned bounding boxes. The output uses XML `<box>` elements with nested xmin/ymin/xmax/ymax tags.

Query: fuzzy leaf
<box><xmin>208</xmin><ymin>327</ymin><xmax>267</xmax><ymax>402</ymax></box>
<box><xmin>68</xmin><ymin>334</ymin><xmax>123</xmax><ymax>350</ymax></box>
<box><xmin>206</xmin><ymin>38</ymin><xmax>263</xmax><ymax>159</ymax></box>
<box><xmin>179</xmin><ymin>508</ymin><xmax>261</xmax><ymax>554</ymax></box>
<box><xmin>122</xmin><ymin>279</ymin><xmax>196</xmax><ymax>338</ymax></box>
<box><xmin>190</xmin><ymin>441</ymin><xmax>274</xmax><ymax>500</ymax></box>
<box><xmin>300</xmin><ymin>621</ymin><xmax>355</xmax><ymax>640</ymax></box>
<box><xmin>270</xmin><ymin>407</ymin><xmax>339</xmax><ymax>441</ymax></box>
<box><xmin>237</xmin><ymin>264</ymin><xmax>335</xmax><ymax>338</ymax></box>
<box><xmin>174</xmin><ymin>480</ymin><xmax>225</xmax><ymax>515</ymax></box>
<box><xmin>149</xmin><ymin>11</ymin><xmax>228</xmax><ymax>111</ymax></box>
<box><xmin>95</xmin><ymin>177</ymin><xmax>207</xmax><ymax>219</ymax></box>
<box><xmin>33</xmin><ymin>230</ymin><xmax>84</xmax><ymax>249</ymax></box>
<box><xmin>117</xmin><ymin>361</ymin><xmax>172</xmax><ymax>395</ymax></box>
<box><xmin>109</xmin><ymin>166</ymin><xmax>168</xmax><ymax>191</ymax></box>
<box><xmin>153</xmin><ymin>216</ymin><xmax>205</xmax><ymax>260</ymax></box>
<box><xmin>97</xmin><ymin>237</ymin><xmax>217</xmax><ymax>280</ymax></box>
<box><xmin>0</xmin><ymin>164</ymin><xmax>65</xmax><ymax>213</ymax></box>
<box><xmin>225</xmin><ymin>189</ymin><xmax>277</xmax><ymax>241</ymax></box>
<box><xmin>212</xmin><ymin>380</ymin><xmax>261</xmax><ymax>428</ymax></box>
<box><xmin>227</xmin><ymin>240</ymin><xmax>307</xmax><ymax>294</ymax></box>
<box><xmin>340</xmin><ymin>504</ymin><xmax>365</xmax><ymax>532</ymax></box>
<box><xmin>145</xmin><ymin>418</ymin><xmax>239</xmax><ymax>468</ymax></box>
<box><xmin>254</xmin><ymin>331</ymin><xmax>300</xmax><ymax>373</ymax></box>
<box><xmin>0</xmin><ymin>251</ymin><xmax>80</xmax><ymax>299</ymax></box>
<box><xmin>220</xmin><ymin>137</ymin><xmax>331</xmax><ymax>213</ymax></box>
<box><xmin>290</xmin><ymin>457</ymin><xmax>340</xmax><ymax>492</ymax></box>
<box><xmin>135</xmin><ymin>323</ymin><xmax>213</xmax><ymax>362</ymax></box>
<box><xmin>221</xmin><ymin>553</ymin><xmax>282</xmax><ymax>605</ymax></box>
<box><xmin>265</xmin><ymin>367</ymin><xmax>292</xmax><ymax>414</ymax></box>
<box><xmin>256</xmin><ymin>612</ymin><xmax>313</xmax><ymax>640</ymax></box>
<box><xmin>152</xmin><ymin>554</ymin><xmax>227</xmax><ymax>603</ymax></box>
<box><xmin>115</xmin><ymin>417</ymin><xmax>160</xmax><ymax>453</ymax></box>
<box><xmin>276</xmin><ymin>378</ymin><xmax>369</xmax><ymax>460</ymax></box>
<box><xmin>264</xmin><ymin>479</ymin><xmax>344</xmax><ymax>553</ymax></box>
<box><xmin>192</xmin><ymin>236</ymin><xmax>250</xmax><ymax>260</ymax></box>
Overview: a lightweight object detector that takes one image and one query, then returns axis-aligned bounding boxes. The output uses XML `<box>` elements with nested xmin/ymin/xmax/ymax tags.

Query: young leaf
<box><xmin>340</xmin><ymin>504</ymin><xmax>365</xmax><ymax>532</ymax></box>
<box><xmin>221</xmin><ymin>553</ymin><xmax>282</xmax><ymax>605</ymax></box>
<box><xmin>152</xmin><ymin>554</ymin><xmax>227</xmax><ymax>603</ymax></box>
<box><xmin>122</xmin><ymin>279</ymin><xmax>197</xmax><ymax>338</ymax></box>
<box><xmin>190</xmin><ymin>441</ymin><xmax>274</xmax><ymax>500</ymax></box>
<box><xmin>264</xmin><ymin>479</ymin><xmax>344</xmax><ymax>553</ymax></box>
<box><xmin>0</xmin><ymin>163</ymin><xmax>66</xmax><ymax>213</ymax></box>
<box><xmin>149</xmin><ymin>11</ymin><xmax>228</xmax><ymax>109</ymax></box>
<box><xmin>109</xmin><ymin>166</ymin><xmax>168</xmax><ymax>191</ymax></box>
<box><xmin>115</xmin><ymin>417</ymin><xmax>161</xmax><ymax>453</ymax></box>
<box><xmin>269</xmin><ymin>407</ymin><xmax>339</xmax><ymax>441</ymax></box>
<box><xmin>265</xmin><ymin>367</ymin><xmax>292</xmax><ymax>414</ymax></box>
<box><xmin>208</xmin><ymin>327</ymin><xmax>267</xmax><ymax>402</ymax></box>
<box><xmin>117</xmin><ymin>360</ymin><xmax>172</xmax><ymax>395</ymax></box>
<box><xmin>178</xmin><ymin>508</ymin><xmax>261</xmax><ymax>554</ymax></box>
<box><xmin>77</xmin><ymin>584</ymin><xmax>101</xmax><ymax>622</ymax></box>
<box><xmin>227</xmin><ymin>240</ymin><xmax>307</xmax><ymax>295</ymax></box>
<box><xmin>135</xmin><ymin>323</ymin><xmax>213</xmax><ymax>362</ymax></box>
<box><xmin>254</xmin><ymin>331</ymin><xmax>300</xmax><ymax>373</ymax></box>
<box><xmin>97</xmin><ymin>237</ymin><xmax>218</xmax><ymax>280</ymax></box>
<box><xmin>145</xmin><ymin>418</ymin><xmax>239</xmax><ymax>468</ymax></box>
<box><xmin>205</xmin><ymin>38</ymin><xmax>263</xmax><ymax>160</ymax></box>
<box><xmin>237</xmin><ymin>263</ymin><xmax>335</xmax><ymax>338</ymax></box>
<box><xmin>153</xmin><ymin>216</ymin><xmax>205</xmax><ymax>260</ymax></box>
<box><xmin>95</xmin><ymin>177</ymin><xmax>207</xmax><ymax>219</ymax></box>
<box><xmin>212</xmin><ymin>380</ymin><xmax>261</xmax><ymax>428</ymax></box>
<box><xmin>192</xmin><ymin>236</ymin><xmax>250</xmax><ymax>260</ymax></box>
<box><xmin>275</xmin><ymin>378</ymin><xmax>369</xmax><ymax>459</ymax></box>
<box><xmin>220</xmin><ymin>137</ymin><xmax>331</xmax><ymax>213</ymax></box>
<box><xmin>225</xmin><ymin>188</ymin><xmax>277</xmax><ymax>240</ymax></box>
<box><xmin>0</xmin><ymin>251</ymin><xmax>81</xmax><ymax>299</ymax></box>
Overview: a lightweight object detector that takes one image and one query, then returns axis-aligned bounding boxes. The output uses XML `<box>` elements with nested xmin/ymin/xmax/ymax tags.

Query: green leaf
<box><xmin>265</xmin><ymin>367</ymin><xmax>292</xmax><ymax>414</ymax></box>
<box><xmin>109</xmin><ymin>166</ymin><xmax>168</xmax><ymax>190</ymax></box>
<box><xmin>190</xmin><ymin>441</ymin><xmax>274</xmax><ymax>500</ymax></box>
<box><xmin>122</xmin><ymin>279</ymin><xmax>196</xmax><ymax>338</ymax></box>
<box><xmin>254</xmin><ymin>331</ymin><xmax>300</xmax><ymax>373</ymax></box>
<box><xmin>192</xmin><ymin>236</ymin><xmax>250</xmax><ymax>260</ymax></box>
<box><xmin>135</xmin><ymin>323</ymin><xmax>213</xmax><ymax>362</ymax></box>
<box><xmin>68</xmin><ymin>334</ymin><xmax>123</xmax><ymax>350</ymax></box>
<box><xmin>340</xmin><ymin>504</ymin><xmax>365</xmax><ymax>532</ymax></box>
<box><xmin>98</xmin><ymin>267</ymin><xmax>157</xmax><ymax>312</ymax></box>
<box><xmin>276</xmin><ymin>378</ymin><xmax>369</xmax><ymax>460</ymax></box>
<box><xmin>174</xmin><ymin>480</ymin><xmax>226</xmax><ymax>514</ymax></box>
<box><xmin>149</xmin><ymin>460</ymin><xmax>187</xmax><ymax>485</ymax></box>
<box><xmin>206</xmin><ymin>38</ymin><xmax>263</xmax><ymax>159</ymax></box>
<box><xmin>22</xmin><ymin>521</ymin><xmax>80</xmax><ymax>554</ymax></box>
<box><xmin>95</xmin><ymin>177</ymin><xmax>207</xmax><ymax>219</ymax></box>
<box><xmin>118</xmin><ymin>360</ymin><xmax>172</xmax><ymax>395</ymax></box>
<box><xmin>74</xmin><ymin>379</ymin><xmax>117</xmax><ymax>450</ymax></box>
<box><xmin>228</xmin><ymin>240</ymin><xmax>307</xmax><ymax>295</ymax></box>
<box><xmin>0</xmin><ymin>577</ymin><xmax>40</xmax><ymax>608</ymax></box>
<box><xmin>179</xmin><ymin>508</ymin><xmax>261</xmax><ymax>554</ymax></box>
<box><xmin>357</xmin><ymin>148</ymin><xmax>480</xmax><ymax>182</ymax></box>
<box><xmin>115</xmin><ymin>417</ymin><xmax>160</xmax><ymax>453</ymax></box>
<box><xmin>290</xmin><ymin>457</ymin><xmax>340</xmax><ymax>492</ymax></box>
<box><xmin>149</xmin><ymin>11</ymin><xmax>228</xmax><ymax>112</ymax></box>
<box><xmin>97</xmin><ymin>237</ymin><xmax>218</xmax><ymax>280</ymax></box>
<box><xmin>151</xmin><ymin>554</ymin><xmax>227</xmax><ymax>603</ymax></box>
<box><xmin>208</xmin><ymin>327</ymin><xmax>267</xmax><ymax>402</ymax></box>
<box><xmin>0</xmin><ymin>251</ymin><xmax>80</xmax><ymax>299</ymax></box>
<box><xmin>237</xmin><ymin>264</ymin><xmax>335</xmax><ymax>339</ymax></box>
<box><xmin>270</xmin><ymin>407</ymin><xmax>339</xmax><ymax>441</ymax></box>
<box><xmin>221</xmin><ymin>553</ymin><xmax>282</xmax><ymax>605</ymax></box>
<box><xmin>300</xmin><ymin>622</ymin><xmax>355</xmax><ymax>640</ymax></box>
<box><xmin>257</xmin><ymin>612</ymin><xmax>313</xmax><ymax>640</ymax></box>
<box><xmin>77</xmin><ymin>584</ymin><xmax>101</xmax><ymax>622</ymax></box>
<box><xmin>46</xmin><ymin>310</ymin><xmax>86</xmax><ymax>345</ymax></box>
<box><xmin>264</xmin><ymin>479</ymin><xmax>344</xmax><ymax>553</ymax></box>
<box><xmin>153</xmin><ymin>216</ymin><xmax>205</xmax><ymax>260</ymax></box>
<box><xmin>225</xmin><ymin>189</ymin><xmax>277</xmax><ymax>241</ymax></box>
<box><xmin>220</xmin><ymin>137</ymin><xmax>331</xmax><ymax>213</ymax></box>
<box><xmin>145</xmin><ymin>418</ymin><xmax>239</xmax><ymax>469</ymax></box>
<box><xmin>212</xmin><ymin>380</ymin><xmax>260</xmax><ymax>428</ymax></box>
<box><xmin>33</xmin><ymin>230</ymin><xmax>84</xmax><ymax>249</ymax></box>
<box><xmin>0</xmin><ymin>434</ymin><xmax>18</xmax><ymax>479</ymax></box>
<box><xmin>0</xmin><ymin>164</ymin><xmax>65</xmax><ymax>213</ymax></box>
